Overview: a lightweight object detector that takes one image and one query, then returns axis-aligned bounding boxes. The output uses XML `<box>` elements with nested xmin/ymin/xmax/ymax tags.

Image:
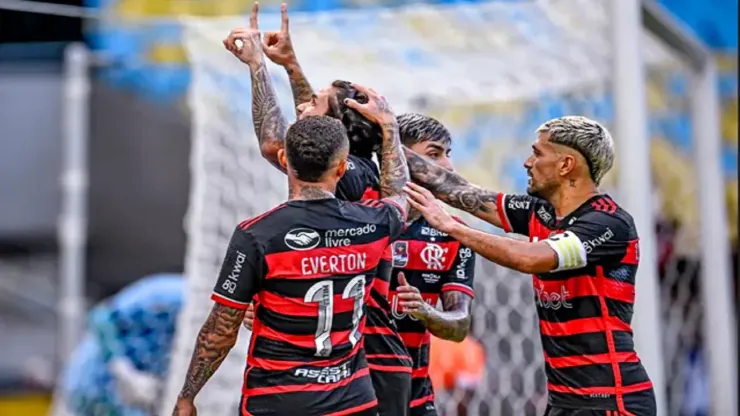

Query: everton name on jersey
<box><xmin>211</xmin><ymin>197</ymin><xmax>406</xmax><ymax>416</ymax></box>
<box><xmin>388</xmin><ymin>218</ymin><xmax>477</xmax><ymax>412</ymax></box>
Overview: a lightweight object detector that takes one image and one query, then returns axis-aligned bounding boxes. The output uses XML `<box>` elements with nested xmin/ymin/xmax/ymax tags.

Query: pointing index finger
<box><xmin>250</xmin><ymin>2</ymin><xmax>259</xmax><ymax>30</ymax></box>
<box><xmin>280</xmin><ymin>3</ymin><xmax>289</xmax><ymax>33</ymax></box>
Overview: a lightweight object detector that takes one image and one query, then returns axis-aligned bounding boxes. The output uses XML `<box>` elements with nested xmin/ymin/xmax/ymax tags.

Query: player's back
<box><xmin>225</xmin><ymin>198</ymin><xmax>405</xmax><ymax>416</ymax></box>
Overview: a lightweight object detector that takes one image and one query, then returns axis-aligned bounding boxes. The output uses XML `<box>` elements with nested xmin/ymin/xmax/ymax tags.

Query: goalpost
<box><xmin>158</xmin><ymin>1</ymin><xmax>736</xmax><ymax>415</ymax></box>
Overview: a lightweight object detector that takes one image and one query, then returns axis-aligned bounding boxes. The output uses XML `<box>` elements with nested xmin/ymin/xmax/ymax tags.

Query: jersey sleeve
<box><xmin>543</xmin><ymin>211</ymin><xmax>636</xmax><ymax>272</ymax></box>
<box><xmin>494</xmin><ymin>193</ymin><xmax>542</xmax><ymax>235</ymax></box>
<box><xmin>336</xmin><ymin>155</ymin><xmax>380</xmax><ymax>201</ymax></box>
<box><xmin>211</xmin><ymin>225</ymin><xmax>265</xmax><ymax>308</ymax></box>
<box><xmin>441</xmin><ymin>242</ymin><xmax>476</xmax><ymax>299</ymax></box>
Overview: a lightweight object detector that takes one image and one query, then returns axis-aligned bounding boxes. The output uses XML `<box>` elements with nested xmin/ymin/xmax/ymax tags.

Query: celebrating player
<box><xmin>223</xmin><ymin>4</ymin><xmax>413</xmax><ymax>415</ymax></box>
<box><xmin>403</xmin><ymin>116</ymin><xmax>656</xmax><ymax>416</ymax></box>
<box><xmin>173</xmin><ymin>85</ymin><xmax>411</xmax><ymax>415</ymax></box>
<box><xmin>388</xmin><ymin>114</ymin><xmax>477</xmax><ymax>416</ymax></box>
<box><xmin>243</xmin><ymin>113</ymin><xmax>478</xmax><ymax>416</ymax></box>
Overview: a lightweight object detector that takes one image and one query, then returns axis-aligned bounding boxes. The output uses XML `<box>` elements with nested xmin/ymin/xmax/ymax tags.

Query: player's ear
<box><xmin>559</xmin><ymin>153</ymin><xmax>577</xmax><ymax>177</ymax></box>
<box><xmin>277</xmin><ymin>148</ymin><xmax>288</xmax><ymax>170</ymax></box>
<box><xmin>336</xmin><ymin>157</ymin><xmax>348</xmax><ymax>179</ymax></box>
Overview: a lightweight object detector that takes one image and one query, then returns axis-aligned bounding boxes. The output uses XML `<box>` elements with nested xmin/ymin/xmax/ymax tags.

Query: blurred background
<box><xmin>0</xmin><ymin>0</ymin><xmax>736</xmax><ymax>415</ymax></box>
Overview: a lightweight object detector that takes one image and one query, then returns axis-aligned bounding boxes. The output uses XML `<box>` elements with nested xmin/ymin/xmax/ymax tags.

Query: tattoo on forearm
<box><xmin>177</xmin><ymin>303</ymin><xmax>244</xmax><ymax>403</ymax></box>
<box><xmin>419</xmin><ymin>291</ymin><xmax>472</xmax><ymax>342</ymax></box>
<box><xmin>379</xmin><ymin>122</ymin><xmax>410</xmax><ymax>199</ymax></box>
<box><xmin>285</xmin><ymin>63</ymin><xmax>314</xmax><ymax>112</ymax></box>
<box><xmin>251</xmin><ymin>60</ymin><xmax>288</xmax><ymax>159</ymax></box>
<box><xmin>404</xmin><ymin>147</ymin><xmax>499</xmax><ymax>215</ymax></box>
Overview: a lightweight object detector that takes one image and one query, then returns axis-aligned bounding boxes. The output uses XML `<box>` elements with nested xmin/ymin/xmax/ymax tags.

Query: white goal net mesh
<box><xmin>162</xmin><ymin>1</ymin><xmax>701</xmax><ymax>415</ymax></box>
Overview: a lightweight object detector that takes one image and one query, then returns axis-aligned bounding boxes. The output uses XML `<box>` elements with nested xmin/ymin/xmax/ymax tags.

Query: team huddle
<box><xmin>172</xmin><ymin>3</ymin><xmax>657</xmax><ymax>416</ymax></box>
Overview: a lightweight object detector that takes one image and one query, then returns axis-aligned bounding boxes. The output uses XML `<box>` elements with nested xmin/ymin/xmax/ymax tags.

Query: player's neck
<box><xmin>550</xmin><ymin>182</ymin><xmax>600</xmax><ymax>218</ymax></box>
<box><xmin>288</xmin><ymin>180</ymin><xmax>335</xmax><ymax>201</ymax></box>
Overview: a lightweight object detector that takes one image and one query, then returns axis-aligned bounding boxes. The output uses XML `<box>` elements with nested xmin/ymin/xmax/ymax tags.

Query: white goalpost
<box><xmin>157</xmin><ymin>1</ymin><xmax>736</xmax><ymax>416</ymax></box>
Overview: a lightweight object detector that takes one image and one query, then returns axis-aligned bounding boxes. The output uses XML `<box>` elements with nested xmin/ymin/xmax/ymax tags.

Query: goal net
<box><xmin>163</xmin><ymin>1</ymin><xmax>702</xmax><ymax>415</ymax></box>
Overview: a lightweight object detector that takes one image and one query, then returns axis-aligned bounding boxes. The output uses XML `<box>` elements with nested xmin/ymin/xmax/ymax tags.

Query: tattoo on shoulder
<box><xmin>404</xmin><ymin>149</ymin><xmax>498</xmax><ymax>214</ymax></box>
<box><xmin>252</xmin><ymin>61</ymin><xmax>287</xmax><ymax>151</ymax></box>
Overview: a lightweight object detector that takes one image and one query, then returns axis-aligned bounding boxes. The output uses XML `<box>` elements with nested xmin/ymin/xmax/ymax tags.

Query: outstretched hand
<box><xmin>222</xmin><ymin>2</ymin><xmax>263</xmax><ymax>66</ymax></box>
<box><xmin>262</xmin><ymin>3</ymin><xmax>298</xmax><ymax>66</ymax></box>
<box><xmin>342</xmin><ymin>83</ymin><xmax>396</xmax><ymax>125</ymax></box>
<box><xmin>404</xmin><ymin>182</ymin><xmax>458</xmax><ymax>233</ymax></box>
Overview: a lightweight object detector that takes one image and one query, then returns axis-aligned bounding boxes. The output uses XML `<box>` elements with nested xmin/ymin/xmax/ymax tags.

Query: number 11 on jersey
<box><xmin>304</xmin><ymin>275</ymin><xmax>366</xmax><ymax>357</ymax></box>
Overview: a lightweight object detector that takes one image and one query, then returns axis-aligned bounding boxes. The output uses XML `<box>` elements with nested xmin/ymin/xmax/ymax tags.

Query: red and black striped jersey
<box><xmin>336</xmin><ymin>154</ymin><xmax>381</xmax><ymax>201</ymax></box>
<box><xmin>388</xmin><ymin>218</ymin><xmax>477</xmax><ymax>412</ymax></box>
<box><xmin>363</xmin><ymin>248</ymin><xmax>414</xmax><ymax>374</ymax></box>
<box><xmin>496</xmin><ymin>193</ymin><xmax>655</xmax><ymax>414</ymax></box>
<box><xmin>336</xmin><ymin>154</ymin><xmax>414</xmax><ymax>376</ymax></box>
<box><xmin>211</xmin><ymin>197</ymin><xmax>406</xmax><ymax>416</ymax></box>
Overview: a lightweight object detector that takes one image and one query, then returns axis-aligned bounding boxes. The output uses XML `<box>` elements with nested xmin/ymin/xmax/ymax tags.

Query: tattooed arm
<box><xmin>397</xmin><ymin>240</ymin><xmax>476</xmax><ymax>342</ymax></box>
<box><xmin>397</xmin><ymin>272</ymin><xmax>472</xmax><ymax>342</ymax></box>
<box><xmin>377</xmin><ymin>120</ymin><xmax>411</xmax><ymax>213</ymax></box>
<box><xmin>249</xmin><ymin>58</ymin><xmax>288</xmax><ymax>171</ymax></box>
<box><xmin>410</xmin><ymin>289</ymin><xmax>473</xmax><ymax>342</ymax></box>
<box><xmin>261</xmin><ymin>4</ymin><xmax>315</xmax><ymax>115</ymax></box>
<box><xmin>174</xmin><ymin>223</ymin><xmax>265</xmax><ymax>414</ymax></box>
<box><xmin>403</xmin><ymin>147</ymin><xmax>504</xmax><ymax>228</ymax></box>
<box><xmin>423</xmin><ymin>291</ymin><xmax>473</xmax><ymax>342</ymax></box>
<box><xmin>223</xmin><ymin>7</ymin><xmax>288</xmax><ymax>172</ymax></box>
<box><xmin>344</xmin><ymin>84</ymin><xmax>410</xmax><ymax>216</ymax></box>
<box><xmin>284</xmin><ymin>61</ymin><xmax>314</xmax><ymax>113</ymax></box>
<box><xmin>174</xmin><ymin>304</ymin><xmax>244</xmax><ymax>410</ymax></box>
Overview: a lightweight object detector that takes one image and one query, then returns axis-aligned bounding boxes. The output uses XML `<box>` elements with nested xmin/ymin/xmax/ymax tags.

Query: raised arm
<box><xmin>403</xmin><ymin>147</ymin><xmax>504</xmax><ymax>229</ymax></box>
<box><xmin>261</xmin><ymin>4</ymin><xmax>314</xmax><ymax>114</ymax></box>
<box><xmin>344</xmin><ymin>84</ymin><xmax>410</xmax><ymax>217</ymax></box>
<box><xmin>223</xmin><ymin>3</ymin><xmax>288</xmax><ymax>171</ymax></box>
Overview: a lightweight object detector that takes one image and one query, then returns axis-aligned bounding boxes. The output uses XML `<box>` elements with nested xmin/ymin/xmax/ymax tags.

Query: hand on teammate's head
<box><xmin>222</xmin><ymin>2</ymin><xmax>263</xmax><ymax>66</ymax></box>
<box><xmin>342</xmin><ymin>83</ymin><xmax>396</xmax><ymax>125</ymax></box>
<box><xmin>262</xmin><ymin>3</ymin><xmax>298</xmax><ymax>66</ymax></box>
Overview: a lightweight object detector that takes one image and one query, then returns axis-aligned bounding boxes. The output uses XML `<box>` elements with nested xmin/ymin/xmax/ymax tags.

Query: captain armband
<box><xmin>544</xmin><ymin>231</ymin><xmax>588</xmax><ymax>271</ymax></box>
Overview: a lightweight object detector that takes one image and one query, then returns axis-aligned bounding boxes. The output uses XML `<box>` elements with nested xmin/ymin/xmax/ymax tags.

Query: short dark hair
<box><xmin>327</xmin><ymin>80</ymin><xmax>382</xmax><ymax>159</ymax></box>
<box><xmin>397</xmin><ymin>113</ymin><xmax>451</xmax><ymax>147</ymax></box>
<box><xmin>285</xmin><ymin>116</ymin><xmax>349</xmax><ymax>182</ymax></box>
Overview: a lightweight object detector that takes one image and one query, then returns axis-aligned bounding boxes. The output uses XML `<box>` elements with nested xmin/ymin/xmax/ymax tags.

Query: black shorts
<box><xmin>370</xmin><ymin>370</ymin><xmax>412</xmax><ymax>416</ymax></box>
